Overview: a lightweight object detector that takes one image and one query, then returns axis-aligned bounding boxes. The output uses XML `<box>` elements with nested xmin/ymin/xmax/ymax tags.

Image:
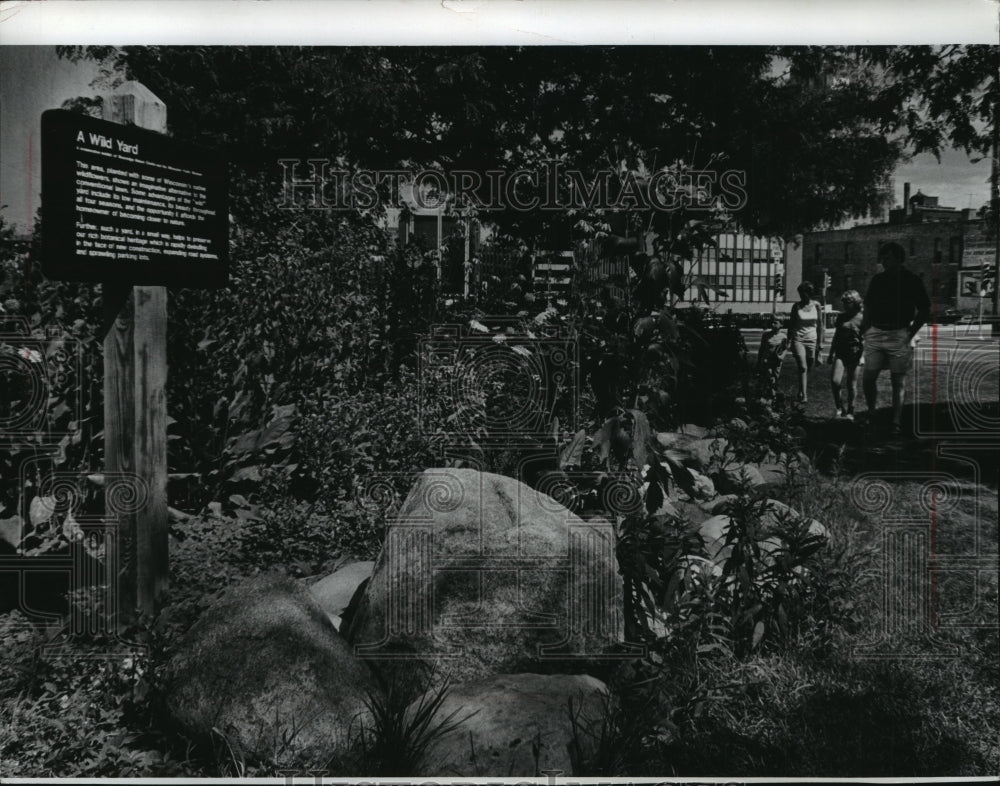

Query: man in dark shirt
<box><xmin>860</xmin><ymin>242</ymin><xmax>931</xmax><ymax>437</ymax></box>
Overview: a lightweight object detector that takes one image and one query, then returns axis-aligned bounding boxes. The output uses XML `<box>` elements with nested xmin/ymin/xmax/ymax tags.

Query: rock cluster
<box><xmin>166</xmin><ymin>469</ymin><xmax>628</xmax><ymax>774</ymax></box>
<box><xmin>165</xmin><ymin>457</ymin><xmax>825</xmax><ymax>774</ymax></box>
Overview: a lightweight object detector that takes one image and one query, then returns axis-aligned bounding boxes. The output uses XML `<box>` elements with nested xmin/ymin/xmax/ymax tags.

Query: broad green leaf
<box><xmin>0</xmin><ymin>515</ymin><xmax>22</xmax><ymax>549</ymax></box>
<box><xmin>559</xmin><ymin>429</ymin><xmax>587</xmax><ymax>469</ymax></box>
<box><xmin>662</xmin><ymin>453</ymin><xmax>698</xmax><ymax>500</ymax></box>
<box><xmin>29</xmin><ymin>495</ymin><xmax>56</xmax><ymax>527</ymax></box>
<box><xmin>229</xmin><ymin>465</ymin><xmax>263</xmax><ymax>483</ymax></box>
<box><xmin>627</xmin><ymin>409</ymin><xmax>652</xmax><ymax>469</ymax></box>
<box><xmin>62</xmin><ymin>509</ymin><xmax>83</xmax><ymax>541</ymax></box>
<box><xmin>592</xmin><ymin>416</ymin><xmax>618</xmax><ymax>466</ymax></box>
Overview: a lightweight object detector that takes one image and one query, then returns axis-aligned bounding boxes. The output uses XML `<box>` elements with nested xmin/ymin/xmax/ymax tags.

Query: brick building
<box><xmin>801</xmin><ymin>183</ymin><xmax>995</xmax><ymax>317</ymax></box>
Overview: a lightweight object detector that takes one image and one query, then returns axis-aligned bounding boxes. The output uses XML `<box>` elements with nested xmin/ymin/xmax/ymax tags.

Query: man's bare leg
<box><xmin>890</xmin><ymin>371</ymin><xmax>906</xmax><ymax>432</ymax></box>
<box><xmin>862</xmin><ymin>367</ymin><xmax>879</xmax><ymax>415</ymax></box>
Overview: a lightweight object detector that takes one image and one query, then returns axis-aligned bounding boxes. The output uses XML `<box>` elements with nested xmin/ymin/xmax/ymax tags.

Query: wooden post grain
<box><xmin>103</xmin><ymin>81</ymin><xmax>169</xmax><ymax>621</ymax></box>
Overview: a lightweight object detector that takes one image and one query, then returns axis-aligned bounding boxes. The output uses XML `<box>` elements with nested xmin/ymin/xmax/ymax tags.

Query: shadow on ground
<box><xmin>802</xmin><ymin>401</ymin><xmax>1000</xmax><ymax>488</ymax></box>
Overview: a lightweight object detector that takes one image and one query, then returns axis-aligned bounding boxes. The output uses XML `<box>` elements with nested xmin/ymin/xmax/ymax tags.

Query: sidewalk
<box><xmin>742</xmin><ymin>325</ymin><xmax>999</xmax><ymax>342</ymax></box>
<box><xmin>918</xmin><ymin>324</ymin><xmax>998</xmax><ymax>339</ymax></box>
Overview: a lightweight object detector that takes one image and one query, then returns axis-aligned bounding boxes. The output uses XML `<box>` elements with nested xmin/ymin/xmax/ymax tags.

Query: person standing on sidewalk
<box><xmin>860</xmin><ymin>242</ymin><xmax>931</xmax><ymax>437</ymax></box>
<box><xmin>757</xmin><ymin>314</ymin><xmax>788</xmax><ymax>400</ymax></box>
<box><xmin>788</xmin><ymin>281</ymin><xmax>824</xmax><ymax>403</ymax></box>
<box><xmin>827</xmin><ymin>289</ymin><xmax>865</xmax><ymax>419</ymax></box>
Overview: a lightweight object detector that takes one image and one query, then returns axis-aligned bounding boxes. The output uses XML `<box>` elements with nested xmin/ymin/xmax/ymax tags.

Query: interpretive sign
<box><xmin>40</xmin><ymin>109</ymin><xmax>228</xmax><ymax>287</ymax></box>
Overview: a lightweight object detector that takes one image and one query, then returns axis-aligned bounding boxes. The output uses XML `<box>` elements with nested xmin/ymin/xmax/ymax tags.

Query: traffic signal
<box><xmin>822</xmin><ymin>271</ymin><xmax>831</xmax><ymax>291</ymax></box>
<box><xmin>773</xmin><ymin>273</ymin><xmax>783</xmax><ymax>292</ymax></box>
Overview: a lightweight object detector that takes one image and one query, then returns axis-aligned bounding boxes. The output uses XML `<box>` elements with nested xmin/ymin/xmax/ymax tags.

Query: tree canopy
<box><xmin>58</xmin><ymin>44</ymin><xmax>997</xmax><ymax>242</ymax></box>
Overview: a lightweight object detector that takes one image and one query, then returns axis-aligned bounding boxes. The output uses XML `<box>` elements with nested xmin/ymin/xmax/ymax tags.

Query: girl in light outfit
<box><xmin>788</xmin><ymin>281</ymin><xmax>824</xmax><ymax>404</ymax></box>
<box><xmin>827</xmin><ymin>290</ymin><xmax>864</xmax><ymax>420</ymax></box>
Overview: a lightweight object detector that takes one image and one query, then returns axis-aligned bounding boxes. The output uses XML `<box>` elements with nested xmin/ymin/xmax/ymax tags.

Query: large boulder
<box><xmin>411</xmin><ymin>673</ymin><xmax>609</xmax><ymax>776</ymax></box>
<box><xmin>166</xmin><ymin>574</ymin><xmax>375</xmax><ymax>769</ymax></box>
<box><xmin>307</xmin><ymin>560</ymin><xmax>375</xmax><ymax>630</ymax></box>
<box><xmin>341</xmin><ymin>468</ymin><xmax>627</xmax><ymax>691</ymax></box>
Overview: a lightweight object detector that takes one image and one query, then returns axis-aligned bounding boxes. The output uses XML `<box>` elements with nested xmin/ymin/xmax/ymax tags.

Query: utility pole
<box><xmin>992</xmin><ymin>50</ymin><xmax>1000</xmax><ymax>317</ymax></box>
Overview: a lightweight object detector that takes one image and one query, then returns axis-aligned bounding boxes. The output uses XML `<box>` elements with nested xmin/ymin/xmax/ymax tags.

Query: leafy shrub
<box><xmin>712</xmin><ymin>394</ymin><xmax>807</xmax><ymax>465</ymax></box>
<box><xmin>712</xmin><ymin>491</ymin><xmax>828</xmax><ymax>656</ymax></box>
<box><xmin>0</xmin><ymin>214</ymin><xmax>104</xmax><ymax>559</ymax></box>
<box><xmin>0</xmin><ymin>612</ymin><xmax>193</xmax><ymax>777</ymax></box>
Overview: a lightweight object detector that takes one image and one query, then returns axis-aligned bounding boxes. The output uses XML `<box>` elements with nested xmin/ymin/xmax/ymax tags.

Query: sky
<box><xmin>0</xmin><ymin>46</ymin><xmax>105</xmax><ymax>231</ymax></box>
<box><xmin>896</xmin><ymin>147</ymin><xmax>992</xmax><ymax>213</ymax></box>
<box><xmin>0</xmin><ymin>39</ymin><xmax>994</xmax><ymax>232</ymax></box>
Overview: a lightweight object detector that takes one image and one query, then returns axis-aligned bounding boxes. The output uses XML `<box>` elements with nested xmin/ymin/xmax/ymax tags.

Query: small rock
<box><xmin>656</xmin><ymin>431</ymin><xmax>696</xmax><ymax>451</ymax></box>
<box><xmin>699</xmin><ymin>494</ymin><xmax>738</xmax><ymax>515</ymax></box>
<box><xmin>697</xmin><ymin>500</ymin><xmax>828</xmax><ymax>566</ymax></box>
<box><xmin>672</xmin><ymin>498</ymin><xmax>712</xmax><ymax>526</ymax></box>
<box><xmin>714</xmin><ymin>463</ymin><xmax>766</xmax><ymax>494</ymax></box>
<box><xmin>678</xmin><ymin>423</ymin><xmax>709</xmax><ymax>439</ymax></box>
<box><xmin>685</xmin><ymin>438</ymin><xmax>733</xmax><ymax>471</ymax></box>
<box><xmin>698</xmin><ymin>515</ymin><xmax>732</xmax><ymax>562</ymax></box>
<box><xmin>688</xmin><ymin>469</ymin><xmax>716</xmax><ymax>500</ymax></box>
<box><xmin>308</xmin><ymin>560</ymin><xmax>375</xmax><ymax>621</ymax></box>
<box><xmin>765</xmin><ymin>450</ymin><xmax>812</xmax><ymax>469</ymax></box>
<box><xmin>412</xmin><ymin>673</ymin><xmax>609</xmax><ymax>776</ymax></box>
<box><xmin>762</xmin><ymin>499</ymin><xmax>828</xmax><ymax>541</ymax></box>
<box><xmin>754</xmin><ymin>462</ymin><xmax>787</xmax><ymax>490</ymax></box>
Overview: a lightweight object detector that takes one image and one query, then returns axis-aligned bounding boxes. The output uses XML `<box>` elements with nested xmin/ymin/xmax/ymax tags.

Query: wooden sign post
<box><xmin>102</xmin><ymin>81</ymin><xmax>169</xmax><ymax>620</ymax></box>
<box><xmin>41</xmin><ymin>81</ymin><xmax>227</xmax><ymax>624</ymax></box>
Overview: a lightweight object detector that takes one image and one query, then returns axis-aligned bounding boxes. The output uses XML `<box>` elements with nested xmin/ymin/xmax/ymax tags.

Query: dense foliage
<box><xmin>1</xmin><ymin>44</ymin><xmax>997</xmax><ymax>777</ymax></box>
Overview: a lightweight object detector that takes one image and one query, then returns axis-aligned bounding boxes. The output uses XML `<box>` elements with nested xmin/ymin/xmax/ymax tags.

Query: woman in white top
<box><xmin>788</xmin><ymin>281</ymin><xmax>824</xmax><ymax>403</ymax></box>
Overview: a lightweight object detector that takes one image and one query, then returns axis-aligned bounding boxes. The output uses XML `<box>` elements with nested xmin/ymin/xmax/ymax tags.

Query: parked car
<box><xmin>930</xmin><ymin>307</ymin><xmax>964</xmax><ymax>325</ymax></box>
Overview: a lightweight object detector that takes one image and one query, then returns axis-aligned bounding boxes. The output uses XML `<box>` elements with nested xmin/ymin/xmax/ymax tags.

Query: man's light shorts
<box><xmin>864</xmin><ymin>327</ymin><xmax>912</xmax><ymax>374</ymax></box>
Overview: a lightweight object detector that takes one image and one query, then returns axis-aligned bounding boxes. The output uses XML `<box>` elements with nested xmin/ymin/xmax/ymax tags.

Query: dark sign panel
<box><xmin>41</xmin><ymin>109</ymin><xmax>228</xmax><ymax>287</ymax></box>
